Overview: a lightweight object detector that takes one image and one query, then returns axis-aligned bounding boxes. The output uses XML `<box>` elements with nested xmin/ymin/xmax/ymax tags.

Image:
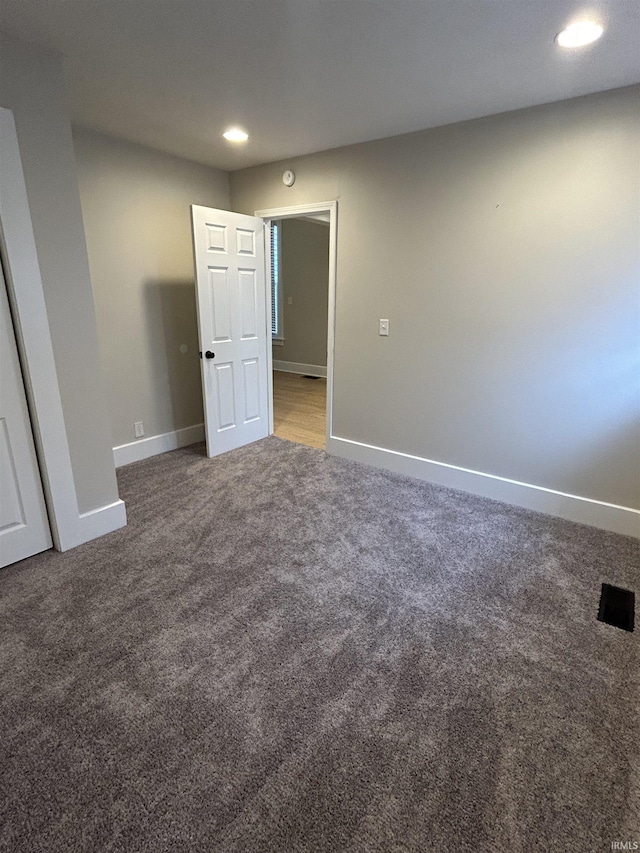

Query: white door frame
<box><xmin>0</xmin><ymin>107</ymin><xmax>125</xmax><ymax>552</ymax></box>
<box><xmin>255</xmin><ymin>201</ymin><xmax>337</xmax><ymax>445</ymax></box>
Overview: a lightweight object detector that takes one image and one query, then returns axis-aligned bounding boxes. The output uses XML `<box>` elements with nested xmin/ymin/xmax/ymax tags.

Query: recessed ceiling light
<box><xmin>223</xmin><ymin>128</ymin><xmax>249</xmax><ymax>142</ymax></box>
<box><xmin>555</xmin><ymin>21</ymin><xmax>604</xmax><ymax>48</ymax></box>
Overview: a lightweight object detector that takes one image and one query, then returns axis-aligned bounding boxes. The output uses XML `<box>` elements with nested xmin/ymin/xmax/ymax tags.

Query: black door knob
<box><xmin>205</xmin><ymin>350</ymin><xmax>215</xmax><ymax>359</ymax></box>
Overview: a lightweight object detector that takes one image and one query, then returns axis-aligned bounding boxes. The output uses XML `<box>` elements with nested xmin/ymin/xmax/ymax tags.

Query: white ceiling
<box><xmin>2</xmin><ymin>1</ymin><xmax>639</xmax><ymax>171</ymax></box>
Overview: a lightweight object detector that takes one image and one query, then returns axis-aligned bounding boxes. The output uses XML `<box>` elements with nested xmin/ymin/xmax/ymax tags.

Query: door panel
<box><xmin>215</xmin><ymin>362</ymin><xmax>236</xmax><ymax>430</ymax></box>
<box><xmin>236</xmin><ymin>228</ymin><xmax>255</xmax><ymax>256</ymax></box>
<box><xmin>242</xmin><ymin>359</ymin><xmax>260</xmax><ymax>422</ymax></box>
<box><xmin>191</xmin><ymin>206</ymin><xmax>269</xmax><ymax>456</ymax></box>
<box><xmin>0</xmin><ymin>418</ymin><xmax>25</xmax><ymax>531</ymax></box>
<box><xmin>0</xmin><ymin>263</ymin><xmax>51</xmax><ymax>567</ymax></box>
<box><xmin>239</xmin><ymin>269</ymin><xmax>258</xmax><ymax>338</ymax></box>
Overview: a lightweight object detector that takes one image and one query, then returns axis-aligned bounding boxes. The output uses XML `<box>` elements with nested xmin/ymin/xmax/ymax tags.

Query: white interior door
<box><xmin>191</xmin><ymin>205</ymin><xmax>269</xmax><ymax>457</ymax></box>
<box><xmin>0</xmin><ymin>262</ymin><xmax>51</xmax><ymax>567</ymax></box>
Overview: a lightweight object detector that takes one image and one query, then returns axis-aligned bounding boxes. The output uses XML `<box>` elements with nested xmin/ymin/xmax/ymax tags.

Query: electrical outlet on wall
<box><xmin>134</xmin><ymin>421</ymin><xmax>144</xmax><ymax>438</ymax></box>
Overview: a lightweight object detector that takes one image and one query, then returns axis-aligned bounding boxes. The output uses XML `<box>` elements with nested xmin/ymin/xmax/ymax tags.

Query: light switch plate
<box><xmin>379</xmin><ymin>319</ymin><xmax>389</xmax><ymax>336</ymax></box>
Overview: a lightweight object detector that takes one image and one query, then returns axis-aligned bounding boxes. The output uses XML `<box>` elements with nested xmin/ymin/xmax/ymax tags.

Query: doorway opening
<box><xmin>256</xmin><ymin>202</ymin><xmax>337</xmax><ymax>452</ymax></box>
<box><xmin>269</xmin><ymin>215</ymin><xmax>329</xmax><ymax>450</ymax></box>
<box><xmin>191</xmin><ymin>201</ymin><xmax>336</xmax><ymax>459</ymax></box>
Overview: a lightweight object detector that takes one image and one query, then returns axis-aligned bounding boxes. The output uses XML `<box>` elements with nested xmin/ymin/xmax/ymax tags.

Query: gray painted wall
<box><xmin>0</xmin><ymin>33</ymin><xmax>119</xmax><ymax>513</ymax></box>
<box><xmin>232</xmin><ymin>85</ymin><xmax>640</xmax><ymax>510</ymax></box>
<box><xmin>274</xmin><ymin>218</ymin><xmax>329</xmax><ymax>367</ymax></box>
<box><xmin>73</xmin><ymin>127</ymin><xmax>230</xmax><ymax>448</ymax></box>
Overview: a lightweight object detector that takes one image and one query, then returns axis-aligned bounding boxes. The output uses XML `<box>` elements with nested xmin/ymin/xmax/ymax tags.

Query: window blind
<box><xmin>270</xmin><ymin>221</ymin><xmax>280</xmax><ymax>337</ymax></box>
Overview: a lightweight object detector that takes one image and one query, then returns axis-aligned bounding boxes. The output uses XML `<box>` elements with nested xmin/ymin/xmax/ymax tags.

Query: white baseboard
<box><xmin>58</xmin><ymin>499</ymin><xmax>127</xmax><ymax>551</ymax></box>
<box><xmin>273</xmin><ymin>360</ymin><xmax>327</xmax><ymax>378</ymax></box>
<box><xmin>113</xmin><ymin>423</ymin><xmax>205</xmax><ymax>468</ymax></box>
<box><xmin>327</xmin><ymin>435</ymin><xmax>640</xmax><ymax>539</ymax></box>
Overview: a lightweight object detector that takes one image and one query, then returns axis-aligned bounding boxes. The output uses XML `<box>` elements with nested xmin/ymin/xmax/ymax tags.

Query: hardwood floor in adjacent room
<box><xmin>272</xmin><ymin>370</ymin><xmax>326</xmax><ymax>450</ymax></box>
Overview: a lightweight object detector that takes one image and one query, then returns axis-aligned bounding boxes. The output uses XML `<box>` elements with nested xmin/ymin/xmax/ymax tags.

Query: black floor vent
<box><xmin>598</xmin><ymin>584</ymin><xmax>635</xmax><ymax>632</ymax></box>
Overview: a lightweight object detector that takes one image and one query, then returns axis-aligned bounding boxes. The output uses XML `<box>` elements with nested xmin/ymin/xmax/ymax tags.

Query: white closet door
<box><xmin>0</xmin><ymin>263</ymin><xmax>51</xmax><ymax>567</ymax></box>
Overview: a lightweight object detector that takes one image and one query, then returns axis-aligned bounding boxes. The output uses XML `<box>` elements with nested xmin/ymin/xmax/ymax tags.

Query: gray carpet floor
<box><xmin>1</xmin><ymin>437</ymin><xmax>638</xmax><ymax>853</ymax></box>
